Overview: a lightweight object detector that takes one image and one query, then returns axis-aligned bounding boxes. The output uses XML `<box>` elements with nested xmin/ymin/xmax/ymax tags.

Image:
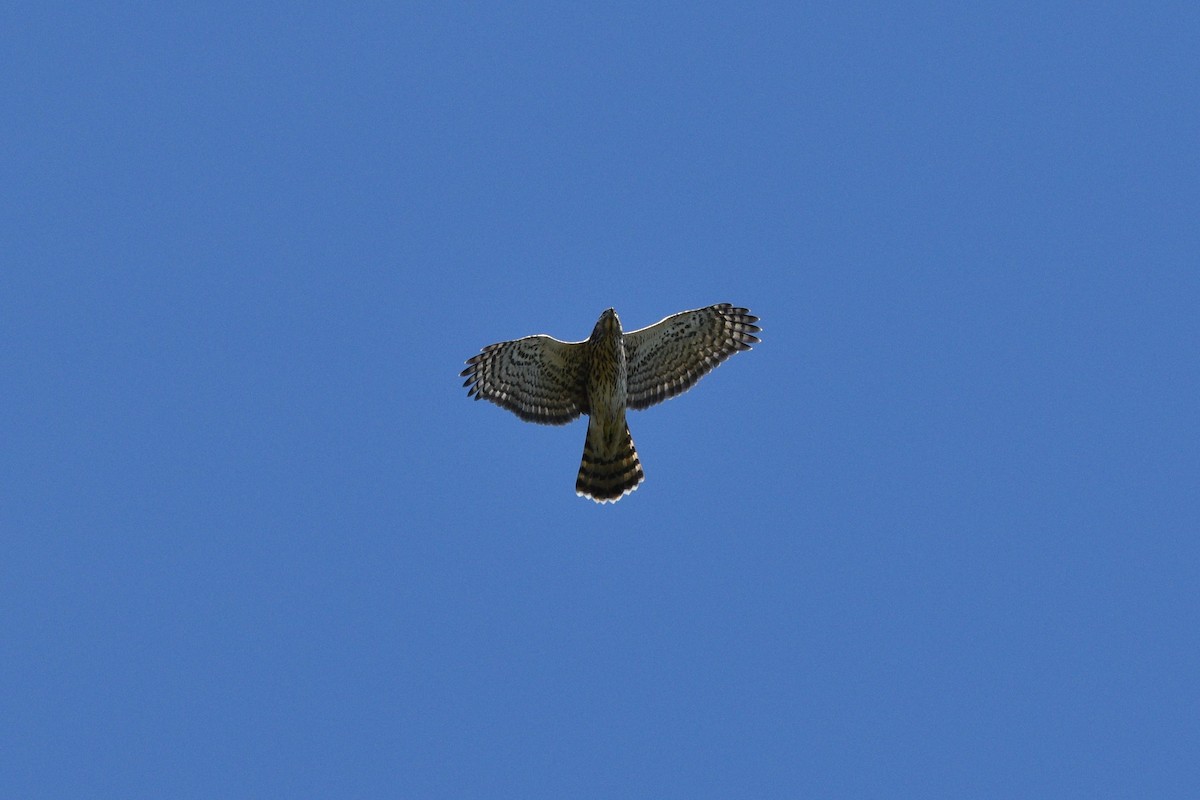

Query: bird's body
<box><xmin>462</xmin><ymin>303</ymin><xmax>760</xmax><ymax>502</ymax></box>
<box><xmin>576</xmin><ymin>309</ymin><xmax>642</xmax><ymax>501</ymax></box>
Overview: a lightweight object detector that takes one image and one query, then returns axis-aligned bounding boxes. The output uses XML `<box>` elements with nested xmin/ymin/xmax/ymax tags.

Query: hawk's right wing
<box><xmin>461</xmin><ymin>335</ymin><xmax>589</xmax><ymax>425</ymax></box>
<box><xmin>623</xmin><ymin>304</ymin><xmax>760</xmax><ymax>411</ymax></box>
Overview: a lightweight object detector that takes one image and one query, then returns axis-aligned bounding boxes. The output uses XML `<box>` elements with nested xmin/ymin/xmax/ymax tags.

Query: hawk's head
<box><xmin>592</xmin><ymin>307</ymin><xmax>622</xmax><ymax>339</ymax></box>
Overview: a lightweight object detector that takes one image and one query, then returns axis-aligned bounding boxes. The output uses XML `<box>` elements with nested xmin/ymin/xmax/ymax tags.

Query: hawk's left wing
<box><xmin>461</xmin><ymin>334</ymin><xmax>588</xmax><ymax>424</ymax></box>
<box><xmin>623</xmin><ymin>304</ymin><xmax>760</xmax><ymax>411</ymax></box>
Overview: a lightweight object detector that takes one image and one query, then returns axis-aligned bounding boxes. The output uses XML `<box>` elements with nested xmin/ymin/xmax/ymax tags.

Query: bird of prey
<box><xmin>461</xmin><ymin>303</ymin><xmax>760</xmax><ymax>503</ymax></box>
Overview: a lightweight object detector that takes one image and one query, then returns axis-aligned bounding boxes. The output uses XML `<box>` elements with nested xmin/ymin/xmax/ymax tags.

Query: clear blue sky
<box><xmin>4</xmin><ymin>3</ymin><xmax>1198</xmax><ymax>797</ymax></box>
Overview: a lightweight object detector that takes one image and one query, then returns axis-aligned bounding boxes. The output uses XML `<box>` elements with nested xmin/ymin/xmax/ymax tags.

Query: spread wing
<box><xmin>623</xmin><ymin>303</ymin><xmax>760</xmax><ymax>411</ymax></box>
<box><xmin>461</xmin><ymin>334</ymin><xmax>589</xmax><ymax>424</ymax></box>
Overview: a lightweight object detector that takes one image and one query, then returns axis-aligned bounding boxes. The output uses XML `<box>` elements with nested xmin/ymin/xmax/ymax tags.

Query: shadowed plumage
<box><xmin>462</xmin><ymin>303</ymin><xmax>760</xmax><ymax>502</ymax></box>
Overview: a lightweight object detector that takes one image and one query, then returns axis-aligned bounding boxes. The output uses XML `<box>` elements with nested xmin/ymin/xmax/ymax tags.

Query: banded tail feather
<box><xmin>576</xmin><ymin>419</ymin><xmax>644</xmax><ymax>503</ymax></box>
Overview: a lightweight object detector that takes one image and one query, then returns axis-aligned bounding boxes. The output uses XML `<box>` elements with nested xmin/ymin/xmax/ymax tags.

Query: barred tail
<box><xmin>576</xmin><ymin>418</ymin><xmax>644</xmax><ymax>503</ymax></box>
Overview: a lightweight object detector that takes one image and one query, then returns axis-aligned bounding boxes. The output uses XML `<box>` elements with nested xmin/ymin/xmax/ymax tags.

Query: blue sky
<box><xmin>4</xmin><ymin>2</ymin><xmax>1198</xmax><ymax>797</ymax></box>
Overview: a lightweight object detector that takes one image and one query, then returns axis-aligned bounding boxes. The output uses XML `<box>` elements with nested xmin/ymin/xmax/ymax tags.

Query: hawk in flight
<box><xmin>462</xmin><ymin>303</ymin><xmax>760</xmax><ymax>503</ymax></box>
